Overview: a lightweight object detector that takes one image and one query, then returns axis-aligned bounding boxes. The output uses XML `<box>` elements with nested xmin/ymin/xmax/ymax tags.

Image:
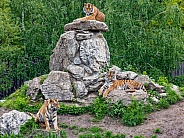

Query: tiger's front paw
<box><xmin>103</xmin><ymin>93</ymin><xmax>108</xmax><ymax>98</ymax></box>
<box><xmin>46</xmin><ymin>127</ymin><xmax>50</xmax><ymax>131</ymax></box>
<box><xmin>55</xmin><ymin>127</ymin><xmax>60</xmax><ymax>131</ymax></box>
<box><xmin>99</xmin><ymin>88</ymin><xmax>104</xmax><ymax>95</ymax></box>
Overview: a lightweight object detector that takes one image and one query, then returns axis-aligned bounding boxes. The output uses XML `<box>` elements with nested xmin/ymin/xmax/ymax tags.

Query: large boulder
<box><xmin>107</xmin><ymin>89</ymin><xmax>148</xmax><ymax>105</ymax></box>
<box><xmin>0</xmin><ymin>110</ymin><xmax>31</xmax><ymax>135</ymax></box>
<box><xmin>41</xmin><ymin>71</ymin><xmax>74</xmax><ymax>101</ymax></box>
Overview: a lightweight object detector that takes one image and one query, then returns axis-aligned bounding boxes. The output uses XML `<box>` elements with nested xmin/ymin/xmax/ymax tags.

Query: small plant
<box><xmin>90</xmin><ymin>97</ymin><xmax>108</xmax><ymax>120</ymax></box>
<box><xmin>122</xmin><ymin>100</ymin><xmax>146</xmax><ymax>126</ymax></box>
<box><xmin>154</xmin><ymin>128</ymin><xmax>162</xmax><ymax>134</ymax></box>
<box><xmin>40</xmin><ymin>75</ymin><xmax>48</xmax><ymax>84</ymax></box>
<box><xmin>157</xmin><ymin>98</ymin><xmax>170</xmax><ymax>109</ymax></box>
<box><xmin>171</xmin><ymin>75</ymin><xmax>184</xmax><ymax>87</ymax></box>
<box><xmin>151</xmin><ymin>134</ymin><xmax>157</xmax><ymax>138</ymax></box>
<box><xmin>134</xmin><ymin>135</ymin><xmax>144</xmax><ymax>138</ymax></box>
<box><xmin>20</xmin><ymin>118</ymin><xmax>39</xmax><ymax>135</ymax></box>
<box><xmin>88</xmin><ymin>126</ymin><xmax>103</xmax><ymax>133</ymax></box>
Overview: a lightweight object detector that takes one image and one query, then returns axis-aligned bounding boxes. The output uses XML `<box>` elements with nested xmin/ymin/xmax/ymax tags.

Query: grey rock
<box><xmin>76</xmin><ymin>33</ymin><xmax>93</xmax><ymax>40</ymax></box>
<box><xmin>116</xmin><ymin>71</ymin><xmax>138</xmax><ymax>80</ymax></box>
<box><xmin>0</xmin><ymin>100</ymin><xmax>6</xmax><ymax>103</ymax></box>
<box><xmin>147</xmin><ymin>81</ymin><xmax>165</xmax><ymax>93</ymax></box>
<box><xmin>73</xmin><ymin>81</ymin><xmax>88</xmax><ymax>97</ymax></box>
<box><xmin>41</xmin><ymin>71</ymin><xmax>74</xmax><ymax>101</ymax></box>
<box><xmin>49</xmin><ymin>31</ymin><xmax>79</xmax><ymax>71</ymax></box>
<box><xmin>107</xmin><ymin>89</ymin><xmax>148</xmax><ymax>105</ymax></box>
<box><xmin>26</xmin><ymin>76</ymin><xmax>41</xmax><ymax>101</ymax></box>
<box><xmin>64</xmin><ymin>20</ymin><xmax>108</xmax><ymax>32</ymax></box>
<box><xmin>0</xmin><ymin>110</ymin><xmax>31</xmax><ymax>135</ymax></box>
<box><xmin>134</xmin><ymin>75</ymin><xmax>150</xmax><ymax>84</ymax></box>
<box><xmin>73</xmin><ymin>57</ymin><xmax>81</xmax><ymax>65</ymax></box>
<box><xmin>83</xmin><ymin>73</ymin><xmax>104</xmax><ymax>92</ymax></box>
<box><xmin>67</xmin><ymin>65</ymin><xmax>85</xmax><ymax>79</ymax></box>
<box><xmin>24</xmin><ymin>80</ymin><xmax>32</xmax><ymax>87</ymax></box>
<box><xmin>171</xmin><ymin>84</ymin><xmax>181</xmax><ymax>97</ymax></box>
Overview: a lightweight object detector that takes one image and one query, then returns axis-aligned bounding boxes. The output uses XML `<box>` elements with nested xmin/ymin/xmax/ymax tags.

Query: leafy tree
<box><xmin>0</xmin><ymin>0</ymin><xmax>23</xmax><ymax>94</ymax></box>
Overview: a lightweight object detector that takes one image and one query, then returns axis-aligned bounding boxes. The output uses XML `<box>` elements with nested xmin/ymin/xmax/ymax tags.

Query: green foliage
<box><xmin>151</xmin><ymin>134</ymin><xmax>157</xmax><ymax>138</ymax></box>
<box><xmin>2</xmin><ymin>84</ymin><xmax>41</xmax><ymax>113</ymax></box>
<box><xmin>134</xmin><ymin>135</ymin><xmax>144</xmax><ymax>138</ymax></box>
<box><xmin>90</xmin><ymin>97</ymin><xmax>108</xmax><ymax>119</ymax></box>
<box><xmin>108</xmin><ymin>100</ymin><xmax>126</xmax><ymax>118</ymax></box>
<box><xmin>154</xmin><ymin>128</ymin><xmax>162</xmax><ymax>134</ymax></box>
<box><xmin>20</xmin><ymin>118</ymin><xmax>39</xmax><ymax>135</ymax></box>
<box><xmin>157</xmin><ymin>76</ymin><xmax>169</xmax><ymax>86</ymax></box>
<box><xmin>122</xmin><ymin>100</ymin><xmax>146</xmax><ymax>126</ymax></box>
<box><xmin>157</xmin><ymin>98</ymin><xmax>170</xmax><ymax>109</ymax></box>
<box><xmin>0</xmin><ymin>0</ymin><xmax>24</xmax><ymax>93</ymax></box>
<box><xmin>88</xmin><ymin>126</ymin><xmax>103</xmax><ymax>133</ymax></box>
<box><xmin>78</xmin><ymin>131</ymin><xmax>126</xmax><ymax>138</ymax></box>
<box><xmin>171</xmin><ymin>75</ymin><xmax>184</xmax><ymax>87</ymax></box>
<box><xmin>40</xmin><ymin>75</ymin><xmax>48</xmax><ymax>84</ymax></box>
<box><xmin>3</xmin><ymin>84</ymin><xmax>29</xmax><ymax>110</ymax></box>
<box><xmin>58</xmin><ymin>103</ymin><xmax>89</xmax><ymax>115</ymax></box>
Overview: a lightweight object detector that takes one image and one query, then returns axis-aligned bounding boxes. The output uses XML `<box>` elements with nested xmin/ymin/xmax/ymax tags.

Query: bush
<box><xmin>171</xmin><ymin>75</ymin><xmax>184</xmax><ymax>87</ymax></box>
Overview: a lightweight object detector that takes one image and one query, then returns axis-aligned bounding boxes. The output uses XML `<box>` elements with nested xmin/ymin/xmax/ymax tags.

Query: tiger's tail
<box><xmin>26</xmin><ymin>112</ymin><xmax>37</xmax><ymax>122</ymax></box>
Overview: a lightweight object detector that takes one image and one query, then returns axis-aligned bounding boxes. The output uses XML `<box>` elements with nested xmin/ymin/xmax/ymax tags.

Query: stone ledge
<box><xmin>64</xmin><ymin>20</ymin><xmax>108</xmax><ymax>32</ymax></box>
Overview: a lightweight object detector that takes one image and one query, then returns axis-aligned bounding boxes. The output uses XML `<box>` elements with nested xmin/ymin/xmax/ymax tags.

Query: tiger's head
<box><xmin>83</xmin><ymin>3</ymin><xmax>94</xmax><ymax>16</ymax></box>
<box><xmin>47</xmin><ymin>99</ymin><xmax>60</xmax><ymax>111</ymax></box>
<box><xmin>105</xmin><ymin>70</ymin><xmax>116</xmax><ymax>82</ymax></box>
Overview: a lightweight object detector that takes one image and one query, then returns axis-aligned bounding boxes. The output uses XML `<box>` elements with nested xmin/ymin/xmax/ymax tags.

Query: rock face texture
<box><xmin>64</xmin><ymin>20</ymin><xmax>108</xmax><ymax>32</ymax></box>
<box><xmin>0</xmin><ymin>110</ymin><xmax>31</xmax><ymax>135</ymax></box>
<box><xmin>41</xmin><ymin>71</ymin><xmax>74</xmax><ymax>101</ymax></box>
<box><xmin>45</xmin><ymin>20</ymin><xmax>110</xmax><ymax>100</ymax></box>
<box><xmin>49</xmin><ymin>22</ymin><xmax>110</xmax><ymax>77</ymax></box>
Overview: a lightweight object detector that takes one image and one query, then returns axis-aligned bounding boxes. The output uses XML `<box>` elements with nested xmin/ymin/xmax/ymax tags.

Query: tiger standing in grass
<box><xmin>99</xmin><ymin>70</ymin><xmax>147</xmax><ymax>97</ymax></box>
<box><xmin>75</xmin><ymin>3</ymin><xmax>105</xmax><ymax>22</ymax></box>
<box><xmin>27</xmin><ymin>98</ymin><xmax>60</xmax><ymax>131</ymax></box>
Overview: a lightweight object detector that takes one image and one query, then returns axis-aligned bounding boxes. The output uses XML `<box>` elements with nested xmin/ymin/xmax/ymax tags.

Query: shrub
<box><xmin>171</xmin><ymin>75</ymin><xmax>184</xmax><ymax>87</ymax></box>
<box><xmin>90</xmin><ymin>97</ymin><xmax>108</xmax><ymax>119</ymax></box>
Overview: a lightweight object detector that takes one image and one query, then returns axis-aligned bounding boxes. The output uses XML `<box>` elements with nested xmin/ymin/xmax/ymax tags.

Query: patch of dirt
<box><xmin>1</xmin><ymin>101</ymin><xmax>184</xmax><ymax>138</ymax></box>
<box><xmin>58</xmin><ymin>101</ymin><xmax>184</xmax><ymax>138</ymax></box>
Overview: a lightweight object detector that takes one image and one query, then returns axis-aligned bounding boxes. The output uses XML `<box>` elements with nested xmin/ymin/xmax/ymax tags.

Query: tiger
<box><xmin>75</xmin><ymin>3</ymin><xmax>105</xmax><ymax>22</ymax></box>
<box><xmin>27</xmin><ymin>98</ymin><xmax>60</xmax><ymax>131</ymax></box>
<box><xmin>99</xmin><ymin>70</ymin><xmax>147</xmax><ymax>97</ymax></box>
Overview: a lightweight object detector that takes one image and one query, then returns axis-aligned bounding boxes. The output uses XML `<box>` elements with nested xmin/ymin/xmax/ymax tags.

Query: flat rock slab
<box><xmin>64</xmin><ymin>20</ymin><xmax>108</xmax><ymax>32</ymax></box>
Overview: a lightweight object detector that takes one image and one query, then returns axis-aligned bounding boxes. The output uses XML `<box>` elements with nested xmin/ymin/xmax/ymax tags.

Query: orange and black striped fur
<box><xmin>76</xmin><ymin>3</ymin><xmax>105</xmax><ymax>22</ymax></box>
<box><xmin>27</xmin><ymin>99</ymin><xmax>60</xmax><ymax>131</ymax></box>
<box><xmin>99</xmin><ymin>70</ymin><xmax>147</xmax><ymax>97</ymax></box>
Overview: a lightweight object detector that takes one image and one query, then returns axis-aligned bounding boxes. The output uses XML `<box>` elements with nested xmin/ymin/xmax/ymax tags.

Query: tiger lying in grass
<box><xmin>27</xmin><ymin>98</ymin><xmax>60</xmax><ymax>131</ymax></box>
<box><xmin>99</xmin><ymin>70</ymin><xmax>147</xmax><ymax>97</ymax></box>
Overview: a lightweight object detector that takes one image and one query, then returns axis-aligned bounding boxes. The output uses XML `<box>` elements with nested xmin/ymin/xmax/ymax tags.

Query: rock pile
<box><xmin>26</xmin><ymin>20</ymin><xmax>110</xmax><ymax>102</ymax></box>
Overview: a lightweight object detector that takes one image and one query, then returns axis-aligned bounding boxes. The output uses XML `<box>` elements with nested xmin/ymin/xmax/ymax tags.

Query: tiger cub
<box><xmin>99</xmin><ymin>70</ymin><xmax>147</xmax><ymax>97</ymax></box>
<box><xmin>28</xmin><ymin>99</ymin><xmax>60</xmax><ymax>131</ymax></box>
<box><xmin>75</xmin><ymin>3</ymin><xmax>105</xmax><ymax>22</ymax></box>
